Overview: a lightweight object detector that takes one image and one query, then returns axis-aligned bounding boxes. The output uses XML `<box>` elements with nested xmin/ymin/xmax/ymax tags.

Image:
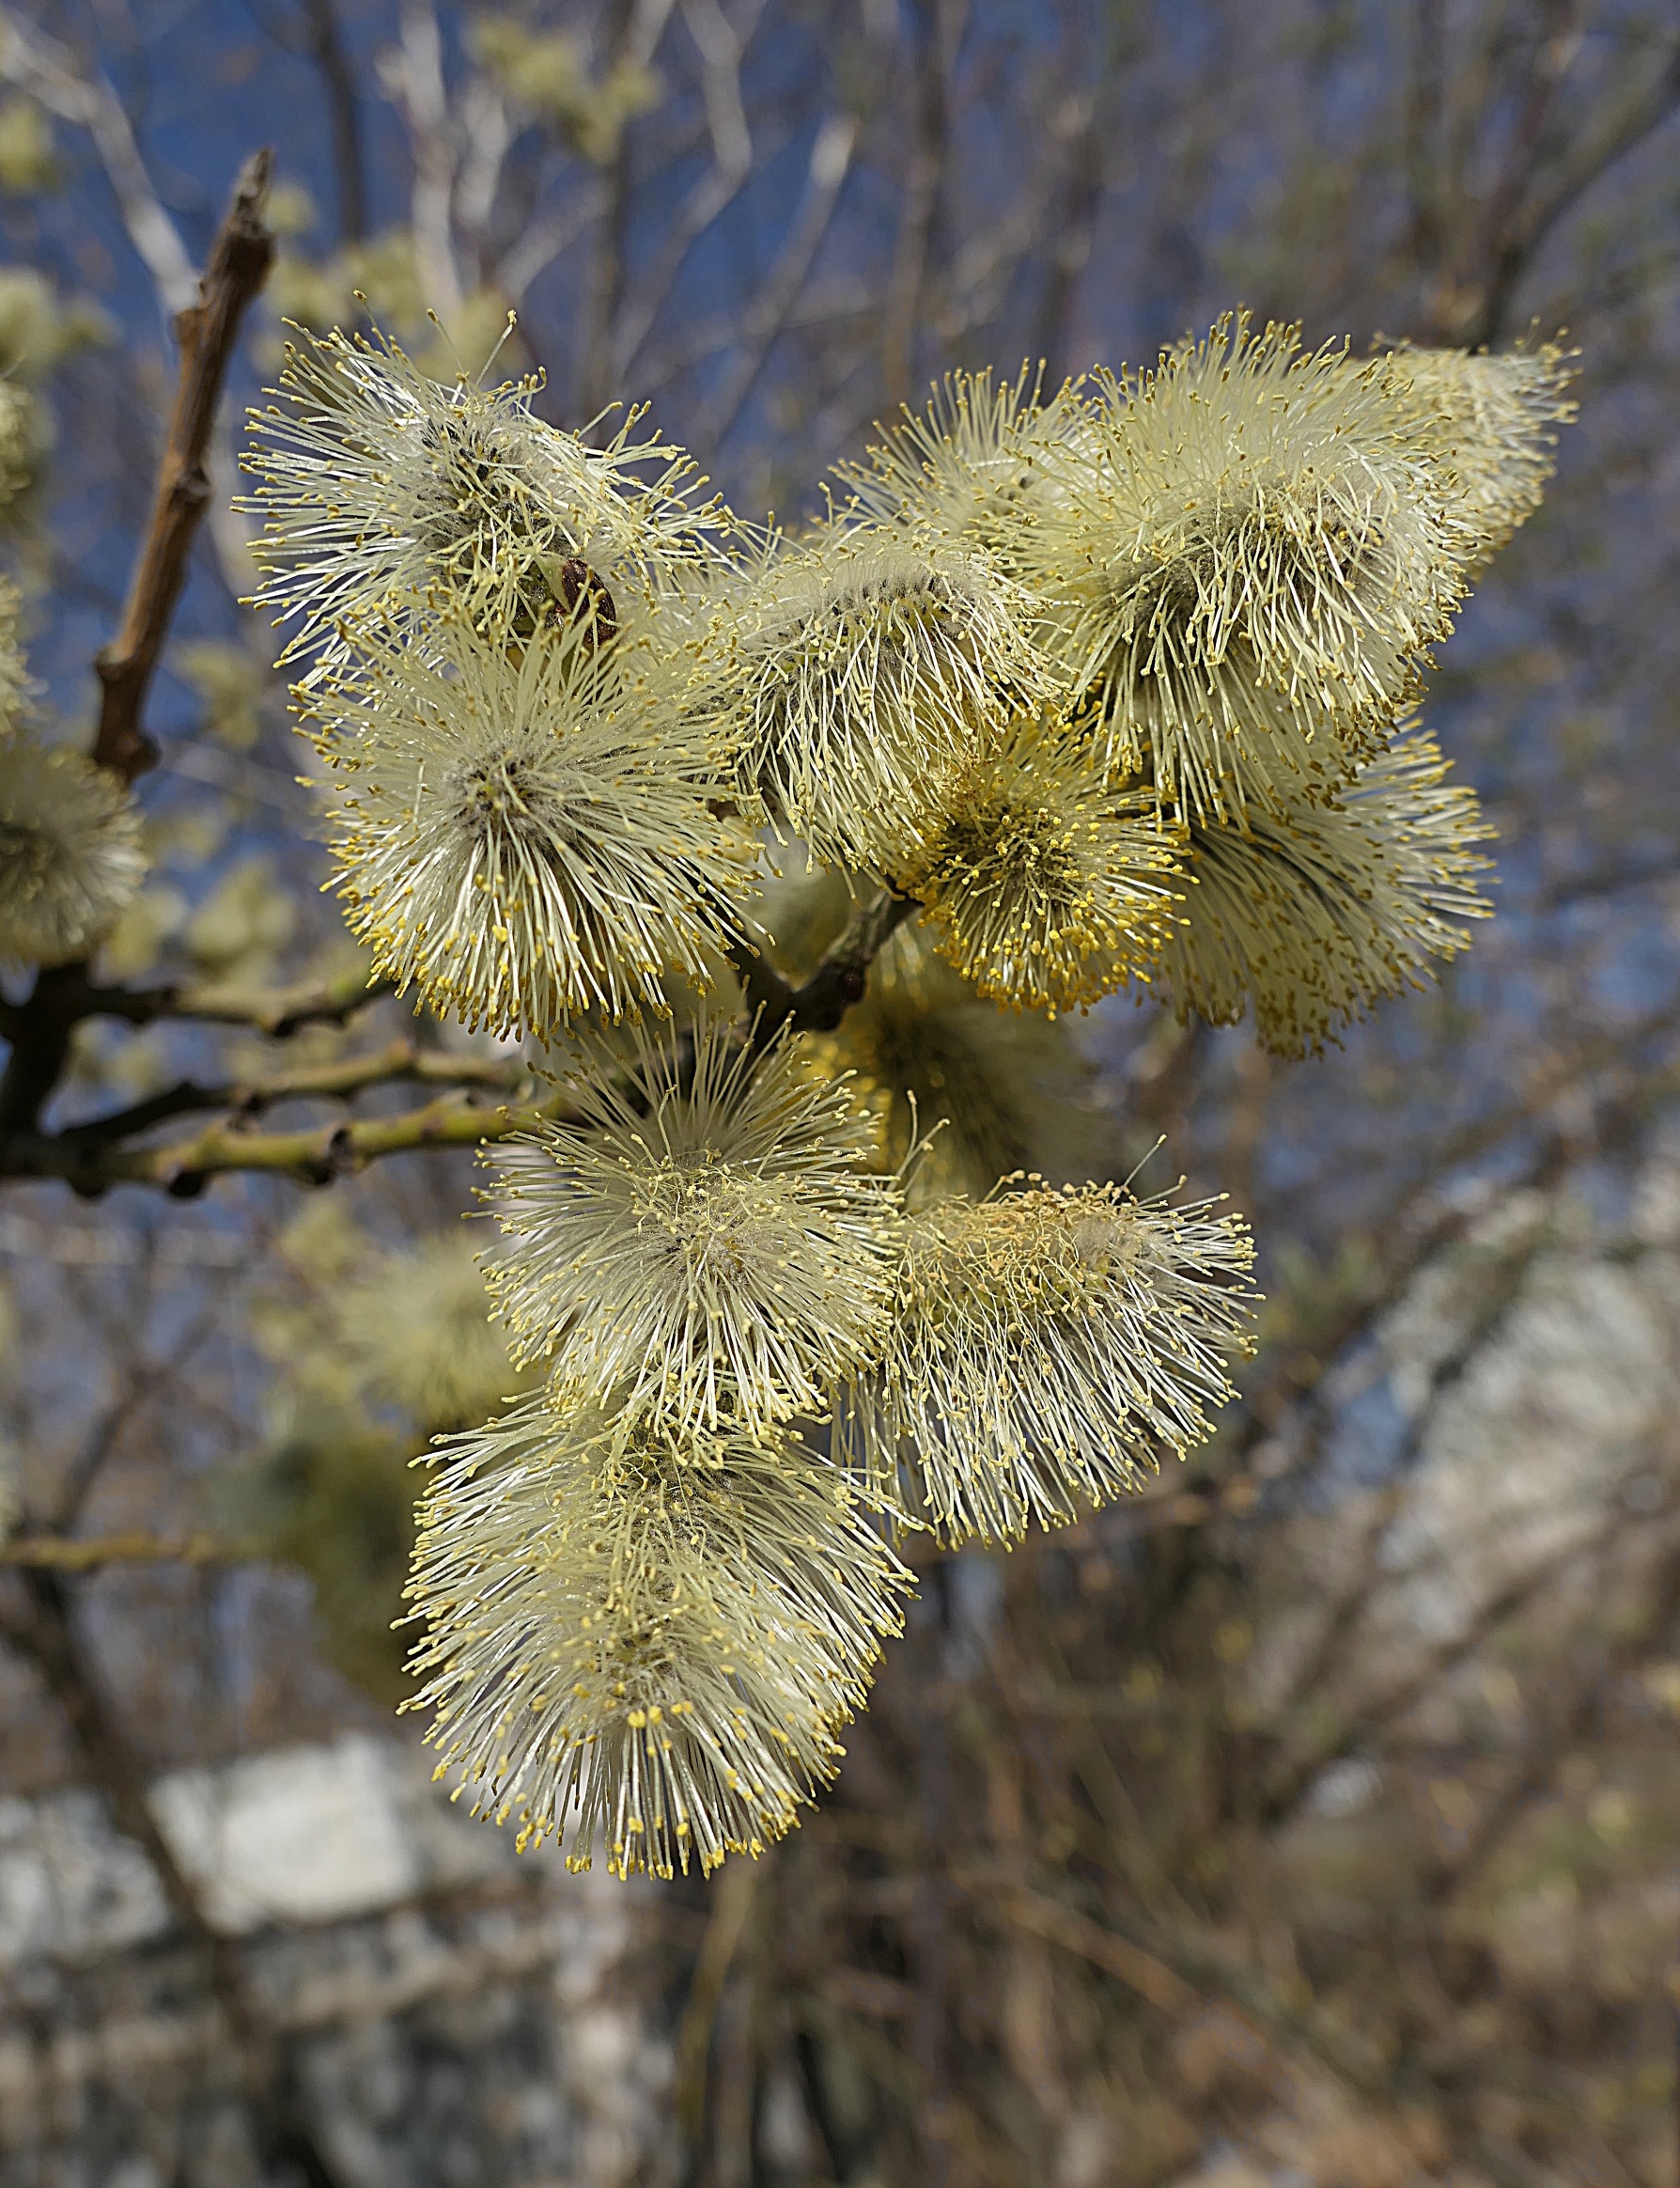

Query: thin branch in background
<box><xmin>383</xmin><ymin>0</ymin><xmax>464</xmax><ymax>317</ymax></box>
<box><xmin>879</xmin><ymin>0</ymin><xmax>950</xmax><ymax>407</ymax></box>
<box><xmin>298</xmin><ymin>0</ymin><xmax>367</xmax><ymax>242</ymax></box>
<box><xmin>0</xmin><ymin>14</ymin><xmax>198</xmax><ymax>314</ymax></box>
<box><xmin>1029</xmin><ymin>89</ymin><xmax>1103</xmax><ymax>383</ymax></box>
<box><xmin>694</xmin><ymin>110</ymin><xmax>859</xmax><ymax>449</ymax></box>
<box><xmin>5</xmin><ymin>1084</ymin><xmax>548</xmax><ymax>1196</ymax></box>
<box><xmin>606</xmin><ymin>0</ymin><xmax>760</xmax><ymax>382</ymax></box>
<box><xmin>0</xmin><ymin>1531</ymin><xmax>232</xmax><ymax>1571</ymax></box>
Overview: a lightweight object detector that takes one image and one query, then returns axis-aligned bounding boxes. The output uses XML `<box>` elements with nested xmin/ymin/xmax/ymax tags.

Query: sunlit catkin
<box><xmin>1151</xmin><ymin>725</ymin><xmax>1493</xmax><ymax>1056</ymax></box>
<box><xmin>309</xmin><ymin>616</ymin><xmax>754</xmax><ymax>1036</ymax></box>
<box><xmin>834</xmin><ymin>1183</ymin><xmax>1257</xmax><ymax>1545</ymax></box>
<box><xmin>702</xmin><ymin>522</ymin><xmax>1056</xmax><ymax>876</ymax></box>
<box><xmin>837</xmin><ymin>365</ymin><xmax>1092</xmax><ymax>563</ymax></box>
<box><xmin>0</xmin><ymin>734</ymin><xmax>147</xmax><ymax>964</ymax></box>
<box><xmin>481</xmin><ymin>1019</ymin><xmax>902</xmax><ymax>1437</ymax></box>
<box><xmin>1019</xmin><ymin>314</ymin><xmax>1473</xmax><ymax>823</ymax></box>
<box><xmin>907</xmin><ymin>713</ymin><xmax>1185</xmax><ymax>1015</ymax></box>
<box><xmin>1382</xmin><ymin>340</ymin><xmax>1577</xmax><ymax>567</ymax></box>
<box><xmin>405</xmin><ymin>1399</ymin><xmax>912</xmax><ymax>1876</ymax></box>
<box><xmin>241</xmin><ymin>324</ymin><xmax>727</xmax><ymax>671</ymax></box>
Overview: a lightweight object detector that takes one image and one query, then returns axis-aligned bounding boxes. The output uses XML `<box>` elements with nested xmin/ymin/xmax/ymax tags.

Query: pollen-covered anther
<box><xmin>906</xmin><ymin>715</ymin><xmax>1185</xmax><ymax>1015</ymax></box>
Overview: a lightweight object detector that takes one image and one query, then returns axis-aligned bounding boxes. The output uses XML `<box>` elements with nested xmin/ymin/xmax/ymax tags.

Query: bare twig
<box><xmin>674</xmin><ymin>1858</ymin><xmax>759</xmax><ymax>2142</ymax></box>
<box><xmin>693</xmin><ymin>110</ymin><xmax>859</xmax><ymax>448</ymax></box>
<box><xmin>972</xmin><ymin>1876</ymin><xmax>1388</xmax><ymax>2100</ymax></box>
<box><xmin>94</xmin><ymin>148</ymin><xmax>275</xmax><ymax>783</ymax></box>
<box><xmin>5</xmin><ymin>1086</ymin><xmax>555</xmax><ymax>1197</ymax></box>
<box><xmin>880</xmin><ymin>0</ymin><xmax>949</xmax><ymax>407</ymax></box>
<box><xmin>298</xmin><ymin>0</ymin><xmax>367</xmax><ymax>242</ymax></box>
<box><xmin>0</xmin><ymin>966</ymin><xmax>391</xmax><ymax>1151</ymax></box>
<box><xmin>51</xmin><ymin>1039</ymin><xmax>534</xmax><ymax>1153</ymax></box>
<box><xmin>0</xmin><ymin>17</ymin><xmax>198</xmax><ymax>312</ymax></box>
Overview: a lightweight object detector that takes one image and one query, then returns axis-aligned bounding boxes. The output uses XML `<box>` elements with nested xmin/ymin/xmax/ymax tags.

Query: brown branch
<box><xmin>94</xmin><ymin>148</ymin><xmax>276</xmax><ymax>784</ymax></box>
<box><xmin>972</xmin><ymin>1878</ymin><xmax>1388</xmax><ymax>2102</ymax></box>
<box><xmin>1252</xmin><ymin>1504</ymin><xmax>1628</xmax><ymax>1828</ymax></box>
<box><xmin>734</xmin><ymin>887</ymin><xmax>918</xmax><ymax>1050</ymax></box>
<box><xmin>171</xmin><ymin>966</ymin><xmax>397</xmax><ymax>1036</ymax></box>
<box><xmin>880</xmin><ymin>0</ymin><xmax>948</xmax><ymax>407</ymax></box>
<box><xmin>674</xmin><ymin>1858</ymin><xmax>760</xmax><ymax>2143</ymax></box>
<box><xmin>297</xmin><ymin>0</ymin><xmax>366</xmax><ymax>243</ymax></box>
<box><xmin>0</xmin><ymin>152</ymin><xmax>277</xmax><ymax>1151</ymax></box>
<box><xmin>0</xmin><ymin>966</ymin><xmax>394</xmax><ymax>1160</ymax></box>
<box><xmin>0</xmin><ymin>965</ymin><xmax>394</xmax><ymax>1047</ymax></box>
<box><xmin>53</xmin><ymin>1039</ymin><xmax>534</xmax><ymax>1151</ymax></box>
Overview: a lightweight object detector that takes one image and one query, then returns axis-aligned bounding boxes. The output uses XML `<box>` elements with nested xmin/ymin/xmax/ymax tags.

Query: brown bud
<box><xmin>551</xmin><ymin>557</ymin><xmax>619</xmax><ymax>649</ymax></box>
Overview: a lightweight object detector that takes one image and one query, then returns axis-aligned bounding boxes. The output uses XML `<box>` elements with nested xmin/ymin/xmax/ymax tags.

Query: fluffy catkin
<box><xmin>309</xmin><ymin>616</ymin><xmax>754</xmax><ymax>1036</ymax></box>
<box><xmin>0</xmin><ymin>734</ymin><xmax>146</xmax><ymax>964</ymax></box>
<box><xmin>1150</xmin><ymin>725</ymin><xmax>1493</xmax><ymax>1056</ymax></box>
<box><xmin>482</xmin><ymin>1019</ymin><xmax>901</xmax><ymax>1437</ymax></box>
<box><xmin>405</xmin><ymin>1399</ymin><xmax>912</xmax><ymax>1876</ymax></box>
<box><xmin>1017</xmin><ymin>313</ymin><xmax>1474</xmax><ymax>823</ymax></box>
<box><xmin>241</xmin><ymin>324</ymin><xmax>728</xmax><ymax>672</ymax></box>
<box><xmin>834</xmin><ymin>1182</ymin><xmax>1257</xmax><ymax>1545</ymax></box>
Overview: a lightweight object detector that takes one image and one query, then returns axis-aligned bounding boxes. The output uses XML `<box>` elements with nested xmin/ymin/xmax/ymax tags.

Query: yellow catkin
<box><xmin>834</xmin><ymin>1181</ymin><xmax>1257</xmax><ymax>1547</ymax></box>
<box><xmin>1016</xmin><ymin>312</ymin><xmax>1476</xmax><ymax>825</ymax></box>
<box><xmin>405</xmin><ymin>1399</ymin><xmax>912</xmax><ymax>1877</ymax></box>
<box><xmin>0</xmin><ymin>730</ymin><xmax>147</xmax><ymax>965</ymax></box>
<box><xmin>1150</xmin><ymin>724</ymin><xmax>1493</xmax><ymax>1056</ymax></box>
<box><xmin>481</xmin><ymin>1017</ymin><xmax>903</xmax><ymax>1438</ymax></box>
<box><xmin>905</xmin><ymin>711</ymin><xmax>1185</xmax><ymax>1014</ymax></box>
<box><xmin>241</xmin><ymin>321</ymin><xmax>729</xmax><ymax>677</ymax></box>
<box><xmin>307</xmin><ymin>614</ymin><xmax>756</xmax><ymax>1038</ymax></box>
<box><xmin>692</xmin><ymin>519</ymin><xmax>1059</xmax><ymax>876</ymax></box>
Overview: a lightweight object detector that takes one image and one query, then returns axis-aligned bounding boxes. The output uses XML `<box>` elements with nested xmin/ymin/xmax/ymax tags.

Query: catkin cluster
<box><xmin>233</xmin><ymin>310</ymin><xmax>1573</xmax><ymax>1872</ymax></box>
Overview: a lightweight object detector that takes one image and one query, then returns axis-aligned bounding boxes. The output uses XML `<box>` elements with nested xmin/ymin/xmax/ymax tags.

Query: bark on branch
<box><xmin>4</xmin><ymin>1086</ymin><xmax>558</xmax><ymax>1197</ymax></box>
<box><xmin>94</xmin><ymin>148</ymin><xmax>276</xmax><ymax>784</ymax></box>
<box><xmin>734</xmin><ymin>886</ymin><xmax>918</xmax><ymax>1049</ymax></box>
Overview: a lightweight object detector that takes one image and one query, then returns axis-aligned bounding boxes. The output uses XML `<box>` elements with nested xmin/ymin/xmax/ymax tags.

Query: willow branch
<box><xmin>734</xmin><ymin>886</ymin><xmax>918</xmax><ymax>1050</ymax></box>
<box><xmin>49</xmin><ymin>1039</ymin><xmax>535</xmax><ymax>1153</ymax></box>
<box><xmin>5</xmin><ymin>1087</ymin><xmax>560</xmax><ymax>1197</ymax></box>
<box><xmin>95</xmin><ymin>148</ymin><xmax>276</xmax><ymax>783</ymax></box>
<box><xmin>0</xmin><ymin>966</ymin><xmax>394</xmax><ymax>1153</ymax></box>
